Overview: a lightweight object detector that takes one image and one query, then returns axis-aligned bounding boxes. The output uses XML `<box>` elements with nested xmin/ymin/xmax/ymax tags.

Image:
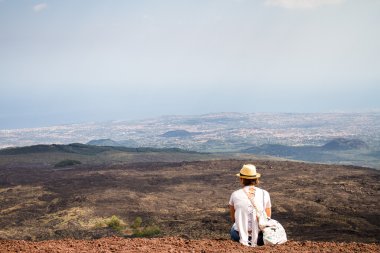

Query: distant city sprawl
<box><xmin>1</xmin><ymin>112</ymin><xmax>379</xmax><ymax>169</ymax></box>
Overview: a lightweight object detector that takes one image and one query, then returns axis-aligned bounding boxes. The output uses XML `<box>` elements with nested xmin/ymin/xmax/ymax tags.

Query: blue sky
<box><xmin>0</xmin><ymin>0</ymin><xmax>379</xmax><ymax>129</ymax></box>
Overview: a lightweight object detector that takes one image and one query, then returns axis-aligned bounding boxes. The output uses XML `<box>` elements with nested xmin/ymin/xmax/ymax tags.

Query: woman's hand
<box><xmin>265</xmin><ymin>208</ymin><xmax>271</xmax><ymax>219</ymax></box>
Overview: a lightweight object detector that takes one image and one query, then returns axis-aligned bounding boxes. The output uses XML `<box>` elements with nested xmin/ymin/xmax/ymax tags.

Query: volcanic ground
<box><xmin>0</xmin><ymin>155</ymin><xmax>379</xmax><ymax>252</ymax></box>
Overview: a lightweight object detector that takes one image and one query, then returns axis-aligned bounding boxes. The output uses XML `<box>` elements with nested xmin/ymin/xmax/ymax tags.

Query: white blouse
<box><xmin>229</xmin><ymin>186</ymin><xmax>271</xmax><ymax>246</ymax></box>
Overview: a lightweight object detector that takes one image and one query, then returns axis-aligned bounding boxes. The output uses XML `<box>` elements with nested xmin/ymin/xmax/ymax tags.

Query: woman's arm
<box><xmin>264</xmin><ymin>190</ymin><xmax>272</xmax><ymax>218</ymax></box>
<box><xmin>265</xmin><ymin>208</ymin><xmax>271</xmax><ymax>218</ymax></box>
<box><xmin>229</xmin><ymin>205</ymin><xmax>235</xmax><ymax>223</ymax></box>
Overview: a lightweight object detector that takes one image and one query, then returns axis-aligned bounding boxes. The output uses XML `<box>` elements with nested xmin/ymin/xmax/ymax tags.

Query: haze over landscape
<box><xmin>1</xmin><ymin>2</ymin><xmax>380</xmax><ymax>251</ymax></box>
<box><xmin>1</xmin><ymin>0</ymin><xmax>380</xmax><ymax>129</ymax></box>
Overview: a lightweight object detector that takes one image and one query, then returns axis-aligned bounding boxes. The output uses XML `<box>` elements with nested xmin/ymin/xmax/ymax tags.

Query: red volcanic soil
<box><xmin>1</xmin><ymin>237</ymin><xmax>379</xmax><ymax>253</ymax></box>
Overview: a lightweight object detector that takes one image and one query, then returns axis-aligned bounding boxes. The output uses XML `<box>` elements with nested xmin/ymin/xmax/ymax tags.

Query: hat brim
<box><xmin>236</xmin><ymin>173</ymin><xmax>261</xmax><ymax>179</ymax></box>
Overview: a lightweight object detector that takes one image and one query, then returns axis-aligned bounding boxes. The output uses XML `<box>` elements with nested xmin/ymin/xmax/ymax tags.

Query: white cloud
<box><xmin>33</xmin><ymin>3</ymin><xmax>48</xmax><ymax>12</ymax></box>
<box><xmin>265</xmin><ymin>0</ymin><xmax>344</xmax><ymax>9</ymax></box>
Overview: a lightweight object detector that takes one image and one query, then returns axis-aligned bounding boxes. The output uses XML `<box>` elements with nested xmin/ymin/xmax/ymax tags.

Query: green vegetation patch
<box><xmin>130</xmin><ymin>217</ymin><xmax>161</xmax><ymax>237</ymax></box>
<box><xmin>95</xmin><ymin>216</ymin><xmax>160</xmax><ymax>237</ymax></box>
<box><xmin>105</xmin><ymin>215</ymin><xmax>125</xmax><ymax>232</ymax></box>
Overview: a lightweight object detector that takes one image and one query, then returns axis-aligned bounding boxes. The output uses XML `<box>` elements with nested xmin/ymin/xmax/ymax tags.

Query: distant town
<box><xmin>1</xmin><ymin>112</ymin><xmax>380</xmax><ymax>168</ymax></box>
<box><xmin>1</xmin><ymin>112</ymin><xmax>379</xmax><ymax>149</ymax></box>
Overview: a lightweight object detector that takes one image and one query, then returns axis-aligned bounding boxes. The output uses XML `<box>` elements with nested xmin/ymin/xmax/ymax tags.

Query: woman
<box><xmin>228</xmin><ymin>164</ymin><xmax>271</xmax><ymax>246</ymax></box>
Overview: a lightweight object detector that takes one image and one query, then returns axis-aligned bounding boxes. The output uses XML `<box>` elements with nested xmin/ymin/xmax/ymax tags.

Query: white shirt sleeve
<box><xmin>229</xmin><ymin>192</ymin><xmax>235</xmax><ymax>206</ymax></box>
<box><xmin>264</xmin><ymin>190</ymin><xmax>272</xmax><ymax>209</ymax></box>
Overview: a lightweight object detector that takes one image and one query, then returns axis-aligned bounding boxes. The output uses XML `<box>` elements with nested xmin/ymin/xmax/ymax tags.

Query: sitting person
<box><xmin>228</xmin><ymin>164</ymin><xmax>271</xmax><ymax>246</ymax></box>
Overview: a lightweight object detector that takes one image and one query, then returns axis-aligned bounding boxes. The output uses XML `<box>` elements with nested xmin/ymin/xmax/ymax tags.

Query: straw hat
<box><xmin>236</xmin><ymin>164</ymin><xmax>261</xmax><ymax>179</ymax></box>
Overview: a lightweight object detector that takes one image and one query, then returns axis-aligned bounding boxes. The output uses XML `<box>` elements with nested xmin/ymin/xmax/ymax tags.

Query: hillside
<box><xmin>86</xmin><ymin>138</ymin><xmax>123</xmax><ymax>147</ymax></box>
<box><xmin>161</xmin><ymin>130</ymin><xmax>197</xmax><ymax>138</ymax></box>
<box><xmin>0</xmin><ymin>143</ymin><xmax>197</xmax><ymax>155</ymax></box>
<box><xmin>242</xmin><ymin>138</ymin><xmax>380</xmax><ymax>168</ymax></box>
<box><xmin>322</xmin><ymin>138</ymin><xmax>369</xmax><ymax>150</ymax></box>
<box><xmin>0</xmin><ymin>143</ymin><xmax>210</xmax><ymax>169</ymax></box>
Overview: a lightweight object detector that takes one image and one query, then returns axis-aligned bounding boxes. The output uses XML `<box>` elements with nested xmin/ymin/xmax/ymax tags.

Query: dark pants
<box><xmin>230</xmin><ymin>227</ymin><xmax>264</xmax><ymax>246</ymax></box>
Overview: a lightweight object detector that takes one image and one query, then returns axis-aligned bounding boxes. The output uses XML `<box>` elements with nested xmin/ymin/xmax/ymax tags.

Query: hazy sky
<box><xmin>1</xmin><ymin>0</ymin><xmax>379</xmax><ymax>129</ymax></box>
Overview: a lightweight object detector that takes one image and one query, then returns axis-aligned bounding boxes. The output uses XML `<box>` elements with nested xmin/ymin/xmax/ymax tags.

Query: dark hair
<box><xmin>241</xmin><ymin>178</ymin><xmax>259</xmax><ymax>186</ymax></box>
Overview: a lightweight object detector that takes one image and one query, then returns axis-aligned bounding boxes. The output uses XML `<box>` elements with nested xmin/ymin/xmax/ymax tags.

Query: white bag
<box><xmin>244</xmin><ymin>188</ymin><xmax>287</xmax><ymax>246</ymax></box>
<box><xmin>261</xmin><ymin>218</ymin><xmax>287</xmax><ymax>245</ymax></box>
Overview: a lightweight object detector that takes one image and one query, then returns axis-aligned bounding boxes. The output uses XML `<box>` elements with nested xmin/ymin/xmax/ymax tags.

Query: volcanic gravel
<box><xmin>1</xmin><ymin>237</ymin><xmax>379</xmax><ymax>253</ymax></box>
